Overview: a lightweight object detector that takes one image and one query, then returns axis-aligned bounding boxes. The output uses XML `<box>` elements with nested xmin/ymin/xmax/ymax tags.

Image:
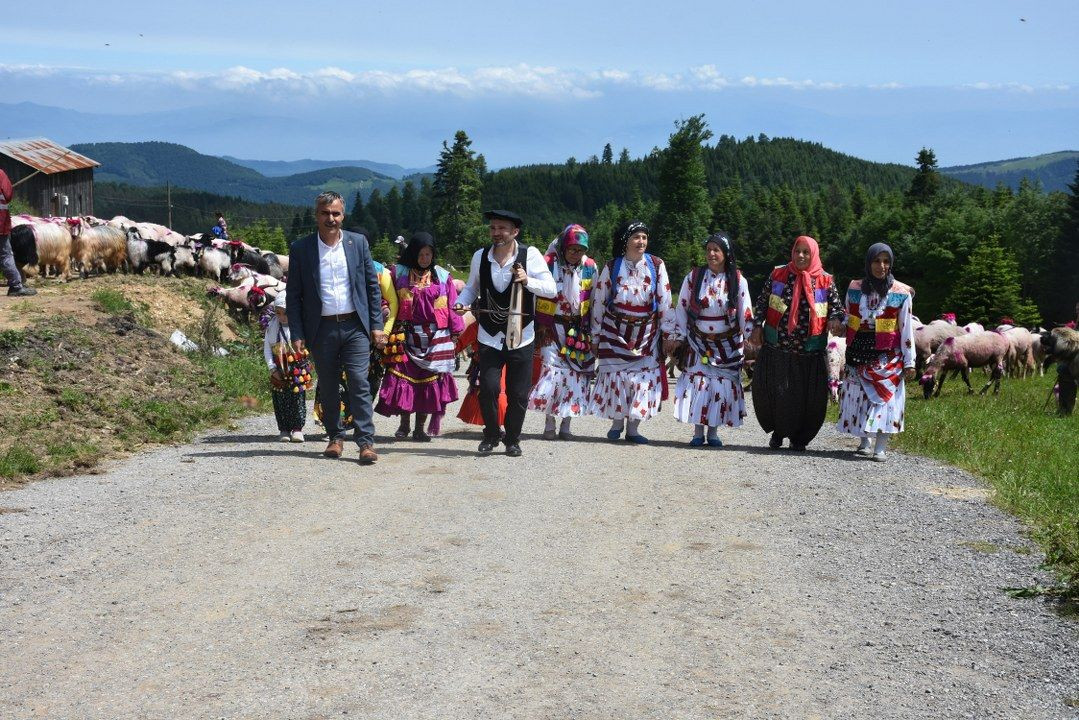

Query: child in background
<box><xmin>264</xmin><ymin>293</ymin><xmax>307</xmax><ymax>442</ymax></box>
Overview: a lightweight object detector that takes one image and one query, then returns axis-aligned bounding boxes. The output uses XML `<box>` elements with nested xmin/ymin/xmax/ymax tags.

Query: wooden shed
<box><xmin>0</xmin><ymin>138</ymin><xmax>99</xmax><ymax>217</ymax></box>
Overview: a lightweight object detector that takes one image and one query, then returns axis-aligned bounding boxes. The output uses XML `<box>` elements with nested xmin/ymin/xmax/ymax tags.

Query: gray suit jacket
<box><xmin>285</xmin><ymin>230</ymin><xmax>383</xmax><ymax>343</ymax></box>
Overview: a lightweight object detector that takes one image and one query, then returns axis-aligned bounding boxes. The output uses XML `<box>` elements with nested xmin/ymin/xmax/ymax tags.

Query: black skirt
<box><xmin>751</xmin><ymin>344</ymin><xmax>830</xmax><ymax>447</ymax></box>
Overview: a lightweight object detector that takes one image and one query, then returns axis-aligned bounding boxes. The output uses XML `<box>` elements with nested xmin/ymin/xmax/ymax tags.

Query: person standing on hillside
<box><xmin>454</xmin><ymin>210</ymin><xmax>556</xmax><ymax>457</ymax></box>
<box><xmin>0</xmin><ymin>169</ymin><xmax>36</xmax><ymax>297</ymax></box>
<box><xmin>286</xmin><ymin>191</ymin><xmax>386</xmax><ymax>464</ymax></box>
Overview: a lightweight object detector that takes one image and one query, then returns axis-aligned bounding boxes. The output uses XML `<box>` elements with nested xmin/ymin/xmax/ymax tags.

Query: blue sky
<box><xmin>4</xmin><ymin>0</ymin><xmax>1077</xmax><ymax>167</ymax></box>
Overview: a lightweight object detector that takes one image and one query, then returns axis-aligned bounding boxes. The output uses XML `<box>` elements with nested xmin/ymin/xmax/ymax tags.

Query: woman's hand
<box><xmin>828</xmin><ymin>319</ymin><xmax>846</xmax><ymax>336</ymax></box>
<box><xmin>748</xmin><ymin>327</ymin><xmax>763</xmax><ymax>348</ymax></box>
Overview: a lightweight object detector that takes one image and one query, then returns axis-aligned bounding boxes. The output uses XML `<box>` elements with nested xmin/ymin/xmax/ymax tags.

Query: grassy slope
<box><xmin>892</xmin><ymin>373</ymin><xmax>1079</xmax><ymax>596</ymax></box>
<box><xmin>0</xmin><ymin>276</ymin><xmax>270</xmax><ymax>488</ymax></box>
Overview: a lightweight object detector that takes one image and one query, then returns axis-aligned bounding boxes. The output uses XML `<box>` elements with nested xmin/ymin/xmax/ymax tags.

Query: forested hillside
<box><xmin>79</xmin><ymin>129</ymin><xmax>1079</xmax><ymax>325</ymax></box>
<box><xmin>72</xmin><ymin>142</ymin><xmax>400</xmax><ymax>206</ymax></box>
<box><xmin>941</xmin><ymin>151</ymin><xmax>1079</xmax><ymax>193</ymax></box>
<box><xmin>93</xmin><ymin>181</ymin><xmax>304</xmax><ymax>237</ymax></box>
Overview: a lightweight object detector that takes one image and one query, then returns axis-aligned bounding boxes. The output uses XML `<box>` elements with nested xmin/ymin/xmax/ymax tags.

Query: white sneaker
<box><xmin>290</xmin><ymin>430</ymin><xmax>305</xmax><ymax>443</ymax></box>
<box><xmin>872</xmin><ymin>451</ymin><xmax>887</xmax><ymax>462</ymax></box>
<box><xmin>855</xmin><ymin>446</ymin><xmax>873</xmax><ymax>456</ymax></box>
<box><xmin>278</xmin><ymin>434</ymin><xmax>290</xmax><ymax>443</ymax></box>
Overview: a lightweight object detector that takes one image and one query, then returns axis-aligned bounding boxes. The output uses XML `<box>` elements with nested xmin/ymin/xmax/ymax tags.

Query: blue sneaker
<box><xmin>689</xmin><ymin>436</ymin><xmax>705</xmax><ymax>447</ymax></box>
<box><xmin>625</xmin><ymin>434</ymin><xmax>649</xmax><ymax>445</ymax></box>
<box><xmin>706</xmin><ymin>436</ymin><xmax>723</xmax><ymax>447</ymax></box>
<box><xmin>606</xmin><ymin>427</ymin><xmax>623</xmax><ymax>441</ymax></box>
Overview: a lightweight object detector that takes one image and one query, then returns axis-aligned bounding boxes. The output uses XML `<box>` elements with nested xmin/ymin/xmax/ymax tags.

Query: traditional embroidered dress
<box><xmin>751</xmin><ymin>237</ymin><xmax>845</xmax><ymax>449</ymax></box>
<box><xmin>837</xmin><ymin>278</ymin><xmax>915</xmax><ymax>436</ymax></box>
<box><xmin>528</xmin><ymin>246</ymin><xmax>597</xmax><ymax>418</ymax></box>
<box><xmin>668</xmin><ymin>267</ymin><xmax>753</xmax><ymax>428</ymax></box>
<box><xmin>375</xmin><ymin>264</ymin><xmax>462</xmax><ymax>417</ymax></box>
<box><xmin>588</xmin><ymin>253</ymin><xmax>673</xmax><ymax>420</ymax></box>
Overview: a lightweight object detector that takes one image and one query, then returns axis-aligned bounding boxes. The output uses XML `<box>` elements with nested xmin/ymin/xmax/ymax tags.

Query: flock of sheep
<box><xmin>9</xmin><ymin>214</ymin><xmax>287</xmax><ymax>319</ymax></box>
<box><xmin>764</xmin><ymin>315</ymin><xmax>1043</xmax><ymax>404</ymax></box>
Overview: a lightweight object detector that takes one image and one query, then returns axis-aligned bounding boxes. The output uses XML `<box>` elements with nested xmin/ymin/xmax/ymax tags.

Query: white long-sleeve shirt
<box><xmin>457</xmin><ymin>242</ymin><xmax>557</xmax><ymax>349</ymax></box>
<box><xmin>263</xmin><ymin>316</ymin><xmax>293</xmax><ymax>370</ymax></box>
<box><xmin>317</xmin><ymin>234</ymin><xmax>355</xmax><ymax>316</ymax></box>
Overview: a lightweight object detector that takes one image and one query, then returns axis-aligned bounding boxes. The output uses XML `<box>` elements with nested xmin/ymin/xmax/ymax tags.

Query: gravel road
<box><xmin>1</xmin><ymin>374</ymin><xmax>1076</xmax><ymax>719</ymax></box>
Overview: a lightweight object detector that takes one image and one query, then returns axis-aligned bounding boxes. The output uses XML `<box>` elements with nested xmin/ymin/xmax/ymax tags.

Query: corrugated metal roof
<box><xmin>0</xmin><ymin>137</ymin><xmax>99</xmax><ymax>174</ymax></box>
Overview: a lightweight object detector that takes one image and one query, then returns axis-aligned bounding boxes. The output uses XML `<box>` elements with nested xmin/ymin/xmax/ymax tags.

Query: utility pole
<box><xmin>167</xmin><ymin>181</ymin><xmax>172</xmax><ymax>229</ymax></box>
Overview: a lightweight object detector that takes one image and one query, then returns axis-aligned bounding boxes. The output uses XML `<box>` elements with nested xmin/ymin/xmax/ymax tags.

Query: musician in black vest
<box><xmin>455</xmin><ymin>210</ymin><xmax>557</xmax><ymax>457</ymax></box>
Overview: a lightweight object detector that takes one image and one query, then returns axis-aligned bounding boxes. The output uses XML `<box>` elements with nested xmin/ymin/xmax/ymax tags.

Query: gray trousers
<box><xmin>0</xmin><ymin>234</ymin><xmax>22</xmax><ymax>289</ymax></box>
<box><xmin>312</xmin><ymin>315</ymin><xmax>375</xmax><ymax>446</ymax></box>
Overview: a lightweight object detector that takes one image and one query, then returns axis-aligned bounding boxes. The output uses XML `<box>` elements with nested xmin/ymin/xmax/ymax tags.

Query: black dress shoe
<box><xmin>504</xmin><ymin>443</ymin><xmax>522</xmax><ymax>457</ymax></box>
<box><xmin>478</xmin><ymin>439</ymin><xmax>498</xmax><ymax>454</ymax></box>
<box><xmin>768</xmin><ymin>434</ymin><xmax>783</xmax><ymax>450</ymax></box>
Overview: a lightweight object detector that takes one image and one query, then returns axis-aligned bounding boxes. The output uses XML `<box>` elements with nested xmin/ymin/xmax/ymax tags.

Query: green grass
<box><xmin>90</xmin><ymin>288</ymin><xmax>150</xmax><ymax>324</ymax></box>
<box><xmin>0</xmin><ymin>329</ymin><xmax>25</xmax><ymax>350</ymax></box>
<box><xmin>0</xmin><ymin>446</ymin><xmax>41</xmax><ymax>479</ymax></box>
<box><xmin>894</xmin><ymin>373</ymin><xmax>1079</xmax><ymax>597</ymax></box>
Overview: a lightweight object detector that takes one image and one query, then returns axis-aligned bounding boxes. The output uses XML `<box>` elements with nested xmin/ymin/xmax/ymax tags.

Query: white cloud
<box><xmin>3</xmin><ymin>63</ymin><xmax>1066</xmax><ymax>102</ymax></box>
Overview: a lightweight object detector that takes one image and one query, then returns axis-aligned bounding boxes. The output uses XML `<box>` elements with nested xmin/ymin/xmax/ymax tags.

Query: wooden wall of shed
<box><xmin>0</xmin><ymin>158</ymin><xmax>94</xmax><ymax>217</ymax></box>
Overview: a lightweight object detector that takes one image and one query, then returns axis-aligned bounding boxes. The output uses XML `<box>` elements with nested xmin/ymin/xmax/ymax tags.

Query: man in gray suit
<box><xmin>286</xmin><ymin>191</ymin><xmax>386</xmax><ymax>464</ymax></box>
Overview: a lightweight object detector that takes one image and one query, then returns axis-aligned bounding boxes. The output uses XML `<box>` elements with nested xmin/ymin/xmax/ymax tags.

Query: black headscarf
<box><xmin>399</xmin><ymin>231</ymin><xmax>436</xmax><ymax>271</ymax></box>
<box><xmin>863</xmin><ymin>242</ymin><xmax>894</xmax><ymax>297</ymax></box>
<box><xmin>705</xmin><ymin>231</ymin><xmax>740</xmax><ymax>313</ymax></box>
<box><xmin>612</xmin><ymin>220</ymin><xmax>649</xmax><ymax>259</ymax></box>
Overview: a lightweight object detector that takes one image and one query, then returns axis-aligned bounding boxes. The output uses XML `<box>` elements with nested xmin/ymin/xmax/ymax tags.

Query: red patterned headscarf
<box><xmin>786</xmin><ymin>235</ymin><xmax>824</xmax><ymax>333</ymax></box>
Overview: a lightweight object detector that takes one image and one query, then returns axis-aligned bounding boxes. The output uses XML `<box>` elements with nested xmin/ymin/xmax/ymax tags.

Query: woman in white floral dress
<box><xmin>588</xmin><ymin>221</ymin><xmax>673</xmax><ymax>444</ymax></box>
<box><xmin>664</xmin><ymin>232</ymin><xmax>753</xmax><ymax>447</ymax></box>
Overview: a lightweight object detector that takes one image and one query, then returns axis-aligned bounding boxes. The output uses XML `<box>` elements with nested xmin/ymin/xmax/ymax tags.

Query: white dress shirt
<box><xmin>317</xmin><ymin>234</ymin><xmax>355</xmax><ymax>316</ymax></box>
<box><xmin>457</xmin><ymin>242</ymin><xmax>557</xmax><ymax>349</ymax></box>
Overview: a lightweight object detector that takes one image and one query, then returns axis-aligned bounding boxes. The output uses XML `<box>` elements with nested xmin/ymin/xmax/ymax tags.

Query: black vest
<box><xmin>478</xmin><ymin>244</ymin><xmax>534</xmax><ymax>341</ymax></box>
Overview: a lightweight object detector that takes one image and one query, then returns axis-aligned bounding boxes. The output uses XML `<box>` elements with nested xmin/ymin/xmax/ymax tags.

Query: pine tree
<box><xmin>365</xmin><ymin>189</ymin><xmax>385</xmax><ymax>240</ymax></box>
<box><xmin>602</xmin><ymin>143</ymin><xmax>614</xmax><ymax>165</ymax></box>
<box><xmin>401</xmin><ymin>181</ymin><xmax>419</xmax><ymax>232</ymax></box>
<box><xmin>618</xmin><ymin>147</ymin><xmax>630</xmax><ymax>164</ymax></box>
<box><xmin>432</xmin><ymin>130</ymin><xmax>485</xmax><ymax>263</ymax></box>
<box><xmin>1057</xmin><ymin>161</ymin><xmax>1079</xmax><ymax>322</ymax></box>
<box><xmin>653</xmin><ymin>114</ymin><xmax>713</xmax><ymax>283</ymax></box>
<box><xmin>907</xmin><ymin>147</ymin><xmax>941</xmax><ymax>205</ymax></box>
<box><xmin>943</xmin><ymin>234</ymin><xmax>1041</xmax><ymax>326</ymax></box>
<box><xmin>385</xmin><ymin>185</ymin><xmax>403</xmax><ymax>238</ymax></box>
<box><xmin>349</xmin><ymin>191</ymin><xmax>366</xmax><ymax>227</ymax></box>
<box><xmin>418</xmin><ymin>177</ymin><xmax>433</xmax><ymax>229</ymax></box>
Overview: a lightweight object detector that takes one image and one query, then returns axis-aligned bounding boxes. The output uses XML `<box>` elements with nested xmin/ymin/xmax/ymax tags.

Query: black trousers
<box><xmin>479</xmin><ymin>343</ymin><xmax>533</xmax><ymax>444</ymax></box>
<box><xmin>1058</xmin><ymin>362</ymin><xmax>1076</xmax><ymax>416</ymax></box>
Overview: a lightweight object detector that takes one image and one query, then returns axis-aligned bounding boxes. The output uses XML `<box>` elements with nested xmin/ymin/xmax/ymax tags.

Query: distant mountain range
<box><xmin>941</xmin><ymin>151</ymin><xmax>1078</xmax><ymax>193</ymax></box>
<box><xmin>221</xmin><ymin>156</ymin><xmax>436</xmax><ymax>180</ymax></box>
<box><xmin>69</xmin><ymin>141</ymin><xmax>408</xmax><ymax>207</ymax></box>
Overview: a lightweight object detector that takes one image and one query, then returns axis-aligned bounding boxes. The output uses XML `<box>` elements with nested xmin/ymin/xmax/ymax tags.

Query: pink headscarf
<box><xmin>786</xmin><ymin>235</ymin><xmax>824</xmax><ymax>333</ymax></box>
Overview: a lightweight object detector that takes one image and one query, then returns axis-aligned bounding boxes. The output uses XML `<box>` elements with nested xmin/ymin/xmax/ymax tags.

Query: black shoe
<box><xmin>412</xmin><ymin>429</ymin><xmax>432</xmax><ymax>442</ymax></box>
<box><xmin>478</xmin><ymin>439</ymin><xmax>498</xmax><ymax>454</ymax></box>
<box><xmin>504</xmin><ymin>443</ymin><xmax>522</xmax><ymax>457</ymax></box>
<box><xmin>6</xmin><ymin>286</ymin><xmax>36</xmax><ymax>297</ymax></box>
<box><xmin>769</xmin><ymin>434</ymin><xmax>783</xmax><ymax>450</ymax></box>
<box><xmin>790</xmin><ymin>444</ymin><xmax>807</xmax><ymax>452</ymax></box>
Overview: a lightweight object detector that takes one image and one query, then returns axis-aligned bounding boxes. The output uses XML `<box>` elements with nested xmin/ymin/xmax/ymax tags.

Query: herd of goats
<box><xmin>8</xmin><ymin>213</ymin><xmax>1069</xmax><ymax>406</ymax></box>
<box><xmin>9</xmin><ymin>212</ymin><xmax>286</xmax><ymax>317</ymax></box>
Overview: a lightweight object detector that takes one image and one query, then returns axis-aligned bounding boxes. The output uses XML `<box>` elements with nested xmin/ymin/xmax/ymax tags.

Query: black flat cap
<box><xmin>482</xmin><ymin>209</ymin><xmax>523</xmax><ymax>227</ymax></box>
